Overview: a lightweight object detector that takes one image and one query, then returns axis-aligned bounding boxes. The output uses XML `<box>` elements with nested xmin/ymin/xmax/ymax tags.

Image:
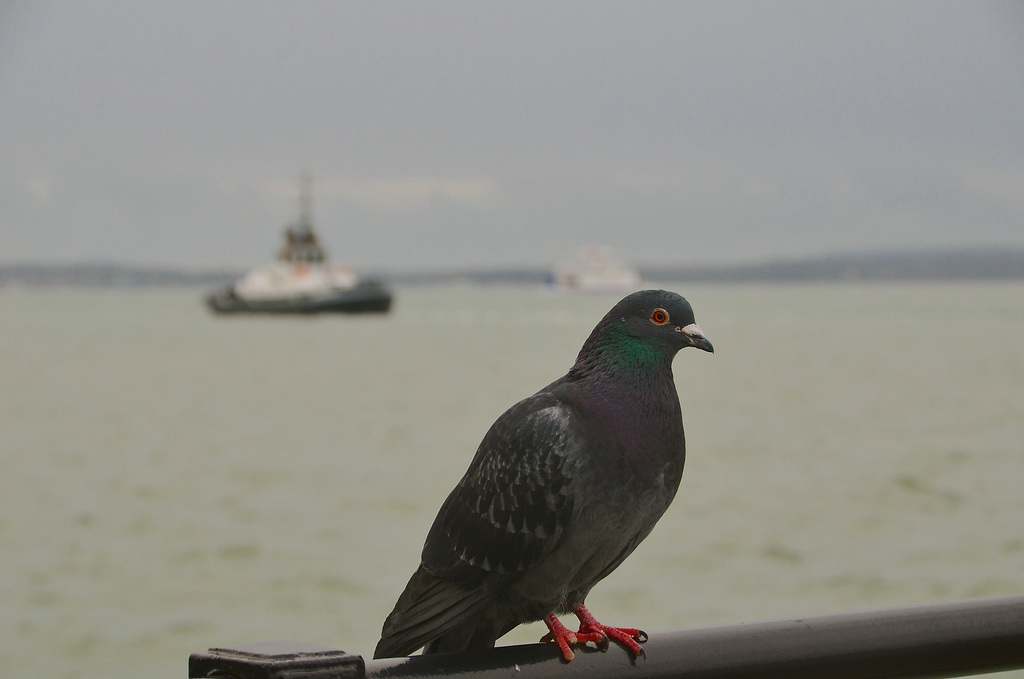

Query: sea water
<box><xmin>1</xmin><ymin>283</ymin><xmax>1022</xmax><ymax>678</ymax></box>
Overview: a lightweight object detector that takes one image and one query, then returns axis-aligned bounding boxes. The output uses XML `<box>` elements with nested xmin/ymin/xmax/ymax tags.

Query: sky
<box><xmin>2</xmin><ymin>1</ymin><xmax>1023</xmax><ymax>272</ymax></box>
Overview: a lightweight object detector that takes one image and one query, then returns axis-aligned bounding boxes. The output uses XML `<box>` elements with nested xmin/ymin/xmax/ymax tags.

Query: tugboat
<box><xmin>206</xmin><ymin>176</ymin><xmax>392</xmax><ymax>314</ymax></box>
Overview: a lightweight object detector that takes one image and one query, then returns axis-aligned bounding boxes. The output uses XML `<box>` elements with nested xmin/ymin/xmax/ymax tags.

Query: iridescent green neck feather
<box><xmin>570</xmin><ymin>321</ymin><xmax>673</xmax><ymax>382</ymax></box>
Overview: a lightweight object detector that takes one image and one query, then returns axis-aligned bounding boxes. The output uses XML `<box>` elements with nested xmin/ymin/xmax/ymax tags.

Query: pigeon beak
<box><xmin>678</xmin><ymin>323</ymin><xmax>714</xmax><ymax>353</ymax></box>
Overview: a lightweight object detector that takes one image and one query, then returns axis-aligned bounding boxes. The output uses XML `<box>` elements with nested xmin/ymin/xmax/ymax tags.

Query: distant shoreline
<box><xmin>2</xmin><ymin>248</ymin><xmax>1023</xmax><ymax>288</ymax></box>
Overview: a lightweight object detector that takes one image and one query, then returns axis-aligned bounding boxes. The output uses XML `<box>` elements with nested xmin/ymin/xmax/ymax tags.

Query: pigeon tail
<box><xmin>373</xmin><ymin>568</ymin><xmax>500</xmax><ymax>658</ymax></box>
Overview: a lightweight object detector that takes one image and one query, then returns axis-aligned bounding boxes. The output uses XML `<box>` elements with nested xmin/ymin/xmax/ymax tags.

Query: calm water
<box><xmin>2</xmin><ymin>283</ymin><xmax>1023</xmax><ymax>678</ymax></box>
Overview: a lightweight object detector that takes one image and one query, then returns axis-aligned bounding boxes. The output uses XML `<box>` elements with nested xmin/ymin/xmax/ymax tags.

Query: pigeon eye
<box><xmin>650</xmin><ymin>308</ymin><xmax>670</xmax><ymax>325</ymax></box>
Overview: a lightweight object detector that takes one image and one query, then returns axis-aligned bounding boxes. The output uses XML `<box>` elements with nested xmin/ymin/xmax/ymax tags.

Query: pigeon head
<box><xmin>613</xmin><ymin>289</ymin><xmax>713</xmax><ymax>353</ymax></box>
<box><xmin>571</xmin><ymin>289</ymin><xmax>713</xmax><ymax>378</ymax></box>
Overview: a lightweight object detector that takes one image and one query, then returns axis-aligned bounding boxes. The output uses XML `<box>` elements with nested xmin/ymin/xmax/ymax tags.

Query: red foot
<box><xmin>540</xmin><ymin>604</ymin><xmax>647</xmax><ymax>662</ymax></box>
<box><xmin>575</xmin><ymin>604</ymin><xmax>647</xmax><ymax>657</ymax></box>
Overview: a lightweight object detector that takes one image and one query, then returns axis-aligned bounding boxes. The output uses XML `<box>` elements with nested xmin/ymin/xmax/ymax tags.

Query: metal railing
<box><xmin>189</xmin><ymin>594</ymin><xmax>1024</xmax><ymax>679</ymax></box>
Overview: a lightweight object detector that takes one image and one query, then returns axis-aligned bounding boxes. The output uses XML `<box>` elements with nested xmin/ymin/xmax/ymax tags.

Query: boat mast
<box><xmin>278</xmin><ymin>171</ymin><xmax>325</xmax><ymax>263</ymax></box>
<box><xmin>297</xmin><ymin>171</ymin><xmax>314</xmax><ymax>234</ymax></box>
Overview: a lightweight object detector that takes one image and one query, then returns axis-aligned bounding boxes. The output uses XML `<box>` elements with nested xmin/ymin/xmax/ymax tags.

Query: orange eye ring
<box><xmin>650</xmin><ymin>308</ymin><xmax>670</xmax><ymax>325</ymax></box>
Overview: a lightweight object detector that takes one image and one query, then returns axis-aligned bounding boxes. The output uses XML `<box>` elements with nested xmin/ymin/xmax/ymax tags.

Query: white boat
<box><xmin>552</xmin><ymin>246</ymin><xmax>643</xmax><ymax>294</ymax></box>
<box><xmin>206</xmin><ymin>176</ymin><xmax>392</xmax><ymax>314</ymax></box>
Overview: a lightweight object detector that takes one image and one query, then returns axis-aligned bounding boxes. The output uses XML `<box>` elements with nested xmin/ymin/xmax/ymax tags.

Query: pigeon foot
<box><xmin>541</xmin><ymin>605</ymin><xmax>647</xmax><ymax>662</ymax></box>
<box><xmin>541</xmin><ymin>613</ymin><xmax>580</xmax><ymax>661</ymax></box>
<box><xmin>574</xmin><ymin>603</ymin><xmax>647</xmax><ymax>657</ymax></box>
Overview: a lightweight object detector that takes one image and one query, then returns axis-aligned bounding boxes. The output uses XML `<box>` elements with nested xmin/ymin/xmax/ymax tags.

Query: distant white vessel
<box><xmin>552</xmin><ymin>246</ymin><xmax>643</xmax><ymax>294</ymax></box>
<box><xmin>206</xmin><ymin>175</ymin><xmax>392</xmax><ymax>314</ymax></box>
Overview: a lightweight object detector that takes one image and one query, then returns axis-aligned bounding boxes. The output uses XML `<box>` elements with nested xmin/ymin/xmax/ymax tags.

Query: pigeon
<box><xmin>373</xmin><ymin>289</ymin><xmax>713</xmax><ymax>662</ymax></box>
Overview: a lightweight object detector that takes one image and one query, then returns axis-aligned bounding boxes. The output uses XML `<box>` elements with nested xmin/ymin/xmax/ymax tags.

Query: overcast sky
<box><xmin>2</xmin><ymin>1</ymin><xmax>1023</xmax><ymax>272</ymax></box>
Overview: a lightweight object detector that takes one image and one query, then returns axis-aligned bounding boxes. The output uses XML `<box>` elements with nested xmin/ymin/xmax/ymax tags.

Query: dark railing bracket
<box><xmin>188</xmin><ymin>640</ymin><xmax>363</xmax><ymax>679</ymax></box>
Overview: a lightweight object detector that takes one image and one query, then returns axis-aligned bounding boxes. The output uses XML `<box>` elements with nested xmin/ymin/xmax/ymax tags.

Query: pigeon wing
<box><xmin>424</xmin><ymin>391</ymin><xmax>577</xmax><ymax>579</ymax></box>
<box><xmin>374</xmin><ymin>391</ymin><xmax>579</xmax><ymax>657</ymax></box>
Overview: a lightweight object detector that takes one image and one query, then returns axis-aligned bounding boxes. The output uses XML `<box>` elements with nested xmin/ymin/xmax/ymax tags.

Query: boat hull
<box><xmin>206</xmin><ymin>282</ymin><xmax>392</xmax><ymax>315</ymax></box>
